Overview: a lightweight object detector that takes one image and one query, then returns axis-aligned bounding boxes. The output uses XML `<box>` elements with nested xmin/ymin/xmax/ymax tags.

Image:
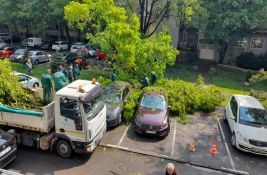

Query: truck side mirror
<box><xmin>74</xmin><ymin>114</ymin><xmax>83</xmax><ymax>131</ymax></box>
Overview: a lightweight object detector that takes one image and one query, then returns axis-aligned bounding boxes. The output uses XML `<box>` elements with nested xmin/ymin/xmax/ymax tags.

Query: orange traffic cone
<box><xmin>210</xmin><ymin>142</ymin><xmax>218</xmax><ymax>155</ymax></box>
<box><xmin>189</xmin><ymin>142</ymin><xmax>196</xmax><ymax>152</ymax></box>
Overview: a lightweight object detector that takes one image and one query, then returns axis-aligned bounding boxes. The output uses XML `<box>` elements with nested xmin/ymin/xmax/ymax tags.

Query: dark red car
<box><xmin>134</xmin><ymin>90</ymin><xmax>170</xmax><ymax>137</ymax></box>
<box><xmin>0</xmin><ymin>47</ymin><xmax>16</xmax><ymax>58</ymax></box>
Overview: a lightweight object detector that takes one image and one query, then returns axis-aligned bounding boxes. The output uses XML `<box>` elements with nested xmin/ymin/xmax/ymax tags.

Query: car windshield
<box><xmin>83</xmin><ymin>94</ymin><xmax>104</xmax><ymax>121</ymax></box>
<box><xmin>239</xmin><ymin>107</ymin><xmax>267</xmax><ymax>126</ymax></box>
<box><xmin>103</xmin><ymin>88</ymin><xmax>122</xmax><ymax>103</ymax></box>
<box><xmin>14</xmin><ymin>49</ymin><xmax>25</xmax><ymax>55</ymax></box>
<box><xmin>140</xmin><ymin>95</ymin><xmax>165</xmax><ymax>110</ymax></box>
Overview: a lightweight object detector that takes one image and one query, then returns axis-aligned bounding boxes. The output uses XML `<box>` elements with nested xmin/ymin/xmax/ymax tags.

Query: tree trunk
<box><xmin>64</xmin><ymin>21</ymin><xmax>71</xmax><ymax>46</ymax></box>
<box><xmin>218</xmin><ymin>45</ymin><xmax>228</xmax><ymax>64</ymax></box>
<box><xmin>8</xmin><ymin>23</ymin><xmax>13</xmax><ymax>46</ymax></box>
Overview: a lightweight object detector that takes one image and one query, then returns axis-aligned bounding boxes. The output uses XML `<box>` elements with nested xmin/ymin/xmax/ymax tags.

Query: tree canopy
<box><xmin>200</xmin><ymin>0</ymin><xmax>267</xmax><ymax>63</ymax></box>
<box><xmin>65</xmin><ymin>0</ymin><xmax>178</xmax><ymax>79</ymax></box>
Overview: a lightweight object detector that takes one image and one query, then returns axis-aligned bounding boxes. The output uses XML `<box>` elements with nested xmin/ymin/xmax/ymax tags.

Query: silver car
<box><xmin>13</xmin><ymin>72</ymin><xmax>41</xmax><ymax>89</ymax></box>
<box><xmin>28</xmin><ymin>51</ymin><xmax>51</xmax><ymax>65</ymax></box>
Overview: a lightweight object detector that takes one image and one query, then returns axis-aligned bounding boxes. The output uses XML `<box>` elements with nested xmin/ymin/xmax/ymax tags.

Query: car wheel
<box><xmin>34</xmin><ymin>59</ymin><xmax>39</xmax><ymax>65</ymax></box>
<box><xmin>56</xmin><ymin>140</ymin><xmax>72</xmax><ymax>158</ymax></box>
<box><xmin>33</xmin><ymin>83</ymin><xmax>39</xmax><ymax>88</ymax></box>
<box><xmin>231</xmin><ymin>133</ymin><xmax>236</xmax><ymax>148</ymax></box>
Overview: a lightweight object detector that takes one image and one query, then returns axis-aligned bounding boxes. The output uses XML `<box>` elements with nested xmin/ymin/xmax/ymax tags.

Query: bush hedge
<box><xmin>236</xmin><ymin>52</ymin><xmax>267</xmax><ymax>70</ymax></box>
<box><xmin>122</xmin><ymin>76</ymin><xmax>222</xmax><ymax>124</ymax></box>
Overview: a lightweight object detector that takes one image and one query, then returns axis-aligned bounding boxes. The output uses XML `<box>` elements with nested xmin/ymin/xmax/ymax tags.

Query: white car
<box><xmin>70</xmin><ymin>43</ymin><xmax>85</xmax><ymax>53</ymax></box>
<box><xmin>52</xmin><ymin>41</ymin><xmax>68</xmax><ymax>51</ymax></box>
<box><xmin>225</xmin><ymin>95</ymin><xmax>267</xmax><ymax>155</ymax></box>
<box><xmin>13</xmin><ymin>72</ymin><xmax>41</xmax><ymax>89</ymax></box>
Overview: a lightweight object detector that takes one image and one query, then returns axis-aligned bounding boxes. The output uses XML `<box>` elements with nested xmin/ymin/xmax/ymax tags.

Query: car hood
<box><xmin>238</xmin><ymin>124</ymin><xmax>267</xmax><ymax>141</ymax></box>
<box><xmin>138</xmin><ymin>108</ymin><xmax>167</xmax><ymax>126</ymax></box>
<box><xmin>106</xmin><ymin>103</ymin><xmax>122</xmax><ymax>117</ymax></box>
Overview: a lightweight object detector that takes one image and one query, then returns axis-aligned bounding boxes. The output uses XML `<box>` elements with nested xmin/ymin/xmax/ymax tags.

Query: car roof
<box><xmin>234</xmin><ymin>95</ymin><xmax>264</xmax><ymax>109</ymax></box>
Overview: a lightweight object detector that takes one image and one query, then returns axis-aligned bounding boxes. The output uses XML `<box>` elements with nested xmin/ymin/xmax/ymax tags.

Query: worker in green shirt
<box><xmin>111</xmin><ymin>70</ymin><xmax>118</xmax><ymax>82</ymax></box>
<box><xmin>54</xmin><ymin>65</ymin><xmax>69</xmax><ymax>91</ymax></box>
<box><xmin>41</xmin><ymin>69</ymin><xmax>53</xmax><ymax>104</ymax></box>
<box><xmin>151</xmin><ymin>71</ymin><xmax>158</xmax><ymax>85</ymax></box>
<box><xmin>141</xmin><ymin>74</ymin><xmax>149</xmax><ymax>89</ymax></box>
<box><xmin>73</xmin><ymin>63</ymin><xmax>80</xmax><ymax>80</ymax></box>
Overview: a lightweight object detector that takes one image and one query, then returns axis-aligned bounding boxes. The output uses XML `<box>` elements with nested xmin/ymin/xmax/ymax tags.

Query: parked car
<box><xmin>134</xmin><ymin>90</ymin><xmax>170</xmax><ymax>137</ymax></box>
<box><xmin>50</xmin><ymin>52</ymin><xmax>68</xmax><ymax>72</ymax></box>
<box><xmin>27</xmin><ymin>51</ymin><xmax>51</xmax><ymax>64</ymax></box>
<box><xmin>0</xmin><ymin>41</ymin><xmax>7</xmax><ymax>49</ymax></box>
<box><xmin>40</xmin><ymin>40</ymin><xmax>56</xmax><ymax>50</ymax></box>
<box><xmin>104</xmin><ymin>81</ymin><xmax>131</xmax><ymax>127</ymax></box>
<box><xmin>0</xmin><ymin>33</ymin><xmax>10</xmax><ymax>41</ymax></box>
<box><xmin>0</xmin><ymin>129</ymin><xmax>17</xmax><ymax>168</ymax></box>
<box><xmin>70</xmin><ymin>43</ymin><xmax>86</xmax><ymax>53</ymax></box>
<box><xmin>27</xmin><ymin>38</ymin><xmax>42</xmax><ymax>48</ymax></box>
<box><xmin>0</xmin><ymin>47</ymin><xmax>16</xmax><ymax>58</ymax></box>
<box><xmin>225</xmin><ymin>95</ymin><xmax>267</xmax><ymax>155</ymax></box>
<box><xmin>9</xmin><ymin>49</ymin><xmax>28</xmax><ymax>62</ymax></box>
<box><xmin>13</xmin><ymin>72</ymin><xmax>41</xmax><ymax>88</ymax></box>
<box><xmin>52</xmin><ymin>41</ymin><xmax>68</xmax><ymax>51</ymax></box>
<box><xmin>4</xmin><ymin>36</ymin><xmax>21</xmax><ymax>44</ymax></box>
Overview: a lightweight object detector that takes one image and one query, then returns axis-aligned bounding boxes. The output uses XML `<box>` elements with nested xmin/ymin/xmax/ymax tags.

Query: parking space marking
<box><xmin>217</xmin><ymin>118</ymin><xmax>236</xmax><ymax>170</ymax></box>
<box><xmin>117</xmin><ymin>124</ymin><xmax>131</xmax><ymax>146</ymax></box>
<box><xmin>171</xmin><ymin>121</ymin><xmax>177</xmax><ymax>157</ymax></box>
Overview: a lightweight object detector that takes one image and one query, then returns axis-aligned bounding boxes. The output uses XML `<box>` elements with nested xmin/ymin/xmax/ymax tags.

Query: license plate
<box><xmin>252</xmin><ymin>147</ymin><xmax>261</xmax><ymax>152</ymax></box>
<box><xmin>0</xmin><ymin>146</ymin><xmax>11</xmax><ymax>158</ymax></box>
<box><xmin>146</xmin><ymin>130</ymin><xmax>156</xmax><ymax>134</ymax></box>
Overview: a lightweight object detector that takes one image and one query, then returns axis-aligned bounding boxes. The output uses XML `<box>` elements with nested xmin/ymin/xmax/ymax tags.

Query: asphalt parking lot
<box><xmin>5</xmin><ymin>110</ymin><xmax>266</xmax><ymax>175</ymax></box>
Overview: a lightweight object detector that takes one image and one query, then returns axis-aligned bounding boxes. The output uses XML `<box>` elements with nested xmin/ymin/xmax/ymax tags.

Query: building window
<box><xmin>250</xmin><ymin>38</ymin><xmax>264</xmax><ymax>49</ymax></box>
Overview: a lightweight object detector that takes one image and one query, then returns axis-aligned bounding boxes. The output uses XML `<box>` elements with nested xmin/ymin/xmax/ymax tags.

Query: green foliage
<box><xmin>0</xmin><ymin>60</ymin><xmax>40</xmax><ymax>109</ymax></box>
<box><xmin>124</xmin><ymin>89</ymin><xmax>142</xmax><ymax>124</ymax></box>
<box><xmin>200</xmin><ymin>0</ymin><xmax>267</xmax><ymax>62</ymax></box>
<box><xmin>79</xmin><ymin>67</ymin><xmax>112</xmax><ymax>88</ymax></box>
<box><xmin>236</xmin><ymin>52</ymin><xmax>267</xmax><ymax>70</ymax></box>
<box><xmin>64</xmin><ymin>0</ymin><xmax>178</xmax><ymax>80</ymax></box>
<box><xmin>249</xmin><ymin>69</ymin><xmax>267</xmax><ymax>97</ymax></box>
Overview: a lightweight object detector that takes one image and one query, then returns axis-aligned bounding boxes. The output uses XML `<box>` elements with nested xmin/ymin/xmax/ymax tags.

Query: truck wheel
<box><xmin>56</xmin><ymin>140</ymin><xmax>72</xmax><ymax>158</ymax></box>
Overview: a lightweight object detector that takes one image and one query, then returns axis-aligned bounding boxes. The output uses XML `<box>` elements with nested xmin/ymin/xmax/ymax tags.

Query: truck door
<box><xmin>57</xmin><ymin>97</ymin><xmax>86</xmax><ymax>142</ymax></box>
<box><xmin>82</xmin><ymin>93</ymin><xmax>106</xmax><ymax>140</ymax></box>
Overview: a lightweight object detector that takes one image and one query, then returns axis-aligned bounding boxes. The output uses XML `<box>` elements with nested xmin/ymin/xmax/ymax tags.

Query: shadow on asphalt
<box><xmin>6</xmin><ymin>146</ymin><xmax>91</xmax><ymax>175</ymax></box>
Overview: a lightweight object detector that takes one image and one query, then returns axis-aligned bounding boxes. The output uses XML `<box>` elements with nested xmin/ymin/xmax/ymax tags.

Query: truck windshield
<box><xmin>83</xmin><ymin>94</ymin><xmax>104</xmax><ymax>120</ymax></box>
<box><xmin>239</xmin><ymin>107</ymin><xmax>267</xmax><ymax>126</ymax></box>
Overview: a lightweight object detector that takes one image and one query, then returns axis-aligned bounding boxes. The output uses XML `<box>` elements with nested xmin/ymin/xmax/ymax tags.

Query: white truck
<box><xmin>27</xmin><ymin>38</ymin><xmax>42</xmax><ymax>48</ymax></box>
<box><xmin>0</xmin><ymin>80</ymin><xmax>107</xmax><ymax>158</ymax></box>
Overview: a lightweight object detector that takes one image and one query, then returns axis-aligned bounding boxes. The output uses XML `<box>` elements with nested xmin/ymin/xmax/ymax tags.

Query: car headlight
<box><xmin>163</xmin><ymin>116</ymin><xmax>168</xmax><ymax>125</ymax></box>
<box><xmin>135</xmin><ymin>116</ymin><xmax>142</xmax><ymax>126</ymax></box>
<box><xmin>237</xmin><ymin>132</ymin><xmax>249</xmax><ymax>143</ymax></box>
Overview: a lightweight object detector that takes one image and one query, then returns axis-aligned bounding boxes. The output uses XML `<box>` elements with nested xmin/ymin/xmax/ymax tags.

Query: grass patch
<box><xmin>165</xmin><ymin>64</ymin><xmax>199</xmax><ymax>82</ymax></box>
<box><xmin>210</xmin><ymin>68</ymin><xmax>249</xmax><ymax>91</ymax></box>
<box><xmin>10</xmin><ymin>62</ymin><xmax>50</xmax><ymax>80</ymax></box>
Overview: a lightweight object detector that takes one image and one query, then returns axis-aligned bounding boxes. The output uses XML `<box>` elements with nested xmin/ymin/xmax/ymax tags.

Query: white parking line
<box><xmin>171</xmin><ymin>121</ymin><xmax>177</xmax><ymax>157</ymax></box>
<box><xmin>117</xmin><ymin>124</ymin><xmax>131</xmax><ymax>146</ymax></box>
<box><xmin>217</xmin><ymin>118</ymin><xmax>236</xmax><ymax>170</ymax></box>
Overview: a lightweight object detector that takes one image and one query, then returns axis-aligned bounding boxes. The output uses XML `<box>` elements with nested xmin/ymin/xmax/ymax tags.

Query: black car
<box><xmin>9</xmin><ymin>49</ymin><xmax>28</xmax><ymax>62</ymax></box>
<box><xmin>0</xmin><ymin>130</ymin><xmax>17</xmax><ymax>168</ymax></box>
<box><xmin>104</xmin><ymin>81</ymin><xmax>131</xmax><ymax>127</ymax></box>
<box><xmin>40</xmin><ymin>40</ymin><xmax>56</xmax><ymax>50</ymax></box>
<box><xmin>4</xmin><ymin>36</ymin><xmax>21</xmax><ymax>44</ymax></box>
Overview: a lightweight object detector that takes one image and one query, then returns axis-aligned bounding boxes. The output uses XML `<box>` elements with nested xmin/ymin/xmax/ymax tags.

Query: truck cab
<box><xmin>54</xmin><ymin>80</ymin><xmax>106</xmax><ymax>158</ymax></box>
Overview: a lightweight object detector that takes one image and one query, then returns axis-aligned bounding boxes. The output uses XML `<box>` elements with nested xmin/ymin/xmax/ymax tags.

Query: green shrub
<box><xmin>236</xmin><ymin>52</ymin><xmax>267</xmax><ymax>70</ymax></box>
<box><xmin>0</xmin><ymin>60</ymin><xmax>41</xmax><ymax>109</ymax></box>
<box><xmin>124</xmin><ymin>89</ymin><xmax>142</xmax><ymax>124</ymax></box>
<box><xmin>79</xmin><ymin>67</ymin><xmax>112</xmax><ymax>88</ymax></box>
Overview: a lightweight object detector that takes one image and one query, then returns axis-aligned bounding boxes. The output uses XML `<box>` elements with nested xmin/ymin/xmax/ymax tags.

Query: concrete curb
<box><xmin>99</xmin><ymin>143</ymin><xmax>249</xmax><ymax>175</ymax></box>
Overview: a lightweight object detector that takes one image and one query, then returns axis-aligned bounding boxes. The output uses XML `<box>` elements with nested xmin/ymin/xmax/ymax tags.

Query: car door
<box><xmin>18</xmin><ymin>74</ymin><xmax>29</xmax><ymax>87</ymax></box>
<box><xmin>41</xmin><ymin>52</ymin><xmax>48</xmax><ymax>62</ymax></box>
<box><xmin>226</xmin><ymin>96</ymin><xmax>238</xmax><ymax>132</ymax></box>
